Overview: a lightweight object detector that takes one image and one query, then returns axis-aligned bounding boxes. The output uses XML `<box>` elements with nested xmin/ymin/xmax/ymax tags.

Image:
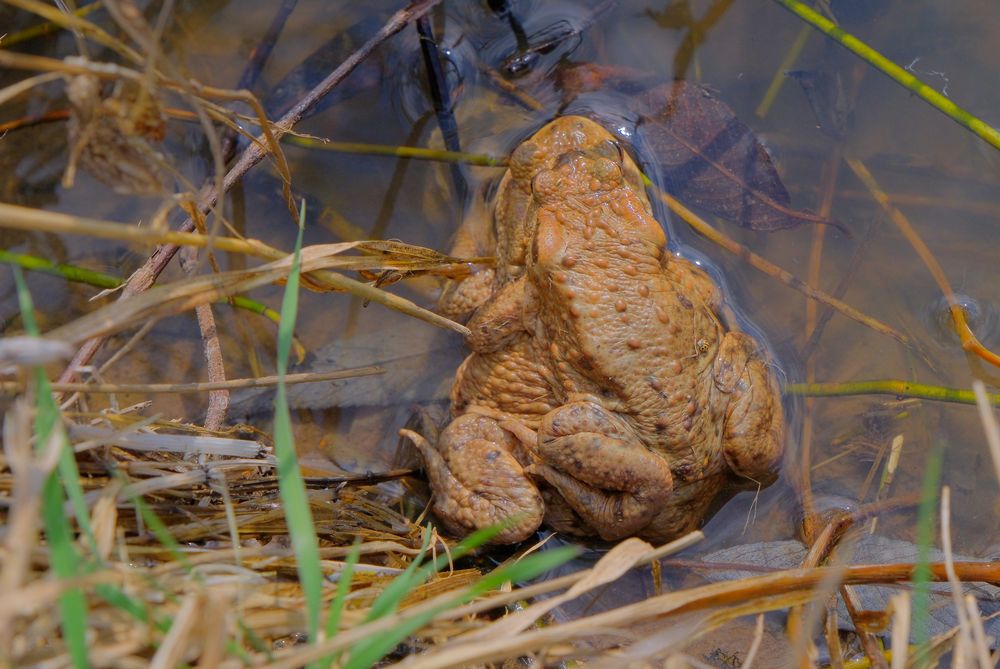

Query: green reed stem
<box><xmin>0</xmin><ymin>249</ymin><xmax>282</xmax><ymax>324</ymax></box>
<box><xmin>283</xmin><ymin>135</ymin><xmax>508</xmax><ymax>167</ymax></box>
<box><xmin>786</xmin><ymin>379</ymin><xmax>1000</xmax><ymax>407</ymax></box>
<box><xmin>771</xmin><ymin>0</ymin><xmax>1000</xmax><ymax>152</ymax></box>
<box><xmin>0</xmin><ymin>1</ymin><xmax>102</xmax><ymax>48</ymax></box>
<box><xmin>0</xmin><ymin>249</ymin><xmax>121</xmax><ymax>288</ymax></box>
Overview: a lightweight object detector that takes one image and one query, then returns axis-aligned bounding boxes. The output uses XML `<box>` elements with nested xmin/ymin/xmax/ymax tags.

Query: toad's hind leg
<box><xmin>401</xmin><ymin>413</ymin><xmax>544</xmax><ymax>544</ymax></box>
<box><xmin>713</xmin><ymin>332</ymin><xmax>785</xmax><ymax>488</ymax></box>
<box><xmin>528</xmin><ymin>400</ymin><xmax>674</xmax><ymax>541</ymax></box>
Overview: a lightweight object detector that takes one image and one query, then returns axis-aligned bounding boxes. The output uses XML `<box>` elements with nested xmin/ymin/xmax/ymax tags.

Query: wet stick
<box><xmin>416</xmin><ymin>14</ymin><xmax>466</xmax><ymax>202</ymax></box>
<box><xmin>282</xmin><ymin>135</ymin><xmax>507</xmax><ymax>166</ymax></box>
<box><xmin>800</xmin><ymin>144</ymin><xmax>844</xmax><ymax>544</ymax></box>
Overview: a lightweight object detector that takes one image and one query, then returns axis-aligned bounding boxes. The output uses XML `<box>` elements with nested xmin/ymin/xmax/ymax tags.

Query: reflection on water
<box><xmin>4</xmin><ymin>0</ymin><xmax>1000</xmax><ymax>564</ymax></box>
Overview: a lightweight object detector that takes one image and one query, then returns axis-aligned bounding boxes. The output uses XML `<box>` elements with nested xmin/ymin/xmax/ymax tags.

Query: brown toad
<box><xmin>405</xmin><ymin>117</ymin><xmax>784</xmax><ymax>544</ymax></box>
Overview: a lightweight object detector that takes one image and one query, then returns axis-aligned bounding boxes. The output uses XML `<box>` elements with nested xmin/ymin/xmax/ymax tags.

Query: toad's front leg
<box><xmin>401</xmin><ymin>412</ymin><xmax>544</xmax><ymax>544</ymax></box>
<box><xmin>525</xmin><ymin>399</ymin><xmax>674</xmax><ymax>541</ymax></box>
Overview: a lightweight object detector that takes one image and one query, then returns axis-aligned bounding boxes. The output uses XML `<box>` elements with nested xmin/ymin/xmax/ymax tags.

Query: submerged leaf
<box><xmin>558</xmin><ymin>64</ymin><xmax>839</xmax><ymax>232</ymax></box>
<box><xmin>787</xmin><ymin>69</ymin><xmax>854</xmax><ymax>139</ymax></box>
<box><xmin>639</xmin><ymin>82</ymin><xmax>838</xmax><ymax>231</ymax></box>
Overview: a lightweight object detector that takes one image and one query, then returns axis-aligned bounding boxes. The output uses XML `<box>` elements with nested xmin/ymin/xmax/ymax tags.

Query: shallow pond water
<box><xmin>2</xmin><ymin>0</ymin><xmax>999</xmax><ymax>622</ymax></box>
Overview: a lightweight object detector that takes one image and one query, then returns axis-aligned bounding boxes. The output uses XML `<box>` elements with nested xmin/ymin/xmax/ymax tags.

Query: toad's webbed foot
<box><xmin>401</xmin><ymin>413</ymin><xmax>544</xmax><ymax>544</ymax></box>
<box><xmin>527</xmin><ymin>400</ymin><xmax>674</xmax><ymax>541</ymax></box>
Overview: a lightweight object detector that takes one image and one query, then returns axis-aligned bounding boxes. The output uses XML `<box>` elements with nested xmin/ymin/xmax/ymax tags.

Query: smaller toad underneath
<box><xmin>403</xmin><ymin>117</ymin><xmax>784</xmax><ymax>545</ymax></box>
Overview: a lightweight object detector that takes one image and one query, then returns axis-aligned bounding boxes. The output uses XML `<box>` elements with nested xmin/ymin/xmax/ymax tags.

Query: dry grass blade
<box><xmin>0</xmin><ymin>203</ymin><xmax>470</xmax><ymax>335</ymax></box>
<box><xmin>972</xmin><ymin>379</ymin><xmax>1000</xmax><ymax>487</ymax></box>
<box><xmin>0</xmin><ymin>204</ymin><xmax>473</xmax><ymax>316</ymax></box>
<box><xmin>45</xmin><ymin>264</ymin><xmax>297</xmax><ymax>346</ymax></box>
<box><xmin>149</xmin><ymin>592</ymin><xmax>201</xmax><ymax>669</ymax></box>
<box><xmin>740</xmin><ymin>614</ymin><xmax>766</xmax><ymax>669</ymax></box>
<box><xmin>0</xmin><ymin>201</ymin><xmax>282</xmax><ymax>255</ymax></box>
<box><xmin>69</xmin><ymin>424</ymin><xmax>267</xmax><ymax>459</ymax></box>
<box><xmin>0</xmin><ymin>399</ymin><xmax>61</xmax><ymax>595</ymax></box>
<box><xmin>0</xmin><ymin>336</ymin><xmax>75</xmax><ymax>369</ymax></box>
<box><xmin>5</xmin><ymin>0</ymin><xmax>144</xmax><ymax>63</ymax></box>
<box><xmin>386</xmin><ymin>576</ymin><xmax>812</xmax><ymax>668</ymax></box>
<box><xmin>0</xmin><ymin>366</ymin><xmax>384</xmax><ymax>395</ymax></box>
<box><xmin>940</xmin><ymin>486</ymin><xmax>994</xmax><ymax>669</ymax></box>
<box><xmin>40</xmin><ymin>247</ymin><xmax>467</xmax><ymax>347</ymax></box>
<box><xmin>889</xmin><ymin>591</ymin><xmax>910</xmax><ymax>669</ymax></box>
<box><xmin>0</xmin><ymin>70</ymin><xmax>64</xmax><ymax>107</ymax></box>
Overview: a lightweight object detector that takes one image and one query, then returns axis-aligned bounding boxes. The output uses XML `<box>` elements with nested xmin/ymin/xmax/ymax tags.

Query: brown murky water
<box><xmin>3</xmin><ymin>0</ymin><xmax>999</xmax><ymax>596</ymax></box>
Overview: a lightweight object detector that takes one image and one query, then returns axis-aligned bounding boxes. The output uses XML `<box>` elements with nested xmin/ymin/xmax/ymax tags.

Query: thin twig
<box><xmin>649</xmin><ymin>185</ymin><xmax>912</xmax><ymax>347</ymax></box>
<box><xmin>174</xmin><ymin>229</ymin><xmax>229</xmax><ymax>427</ymax></box>
<box><xmin>847</xmin><ymin>158</ymin><xmax>1000</xmax><ymax>368</ymax></box>
<box><xmin>799</xmin><ymin>143</ymin><xmax>843</xmax><ymax>545</ymax></box>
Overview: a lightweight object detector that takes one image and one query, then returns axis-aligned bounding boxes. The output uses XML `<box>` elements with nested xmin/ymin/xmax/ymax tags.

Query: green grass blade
<box><xmin>3</xmin><ymin>272</ymin><xmax>166</xmax><ymax>636</ymax></box>
<box><xmin>326</xmin><ymin>541</ymin><xmax>361</xmax><ymax>639</ymax></box>
<box><xmin>343</xmin><ymin>545</ymin><xmax>578</xmax><ymax>669</ymax></box>
<box><xmin>12</xmin><ymin>267</ymin><xmax>89</xmax><ymax>669</ymax></box>
<box><xmin>40</xmin><ymin>473</ymin><xmax>90</xmax><ymax>669</ymax></box>
<box><xmin>130</xmin><ymin>491</ymin><xmax>193</xmax><ymax>571</ymax></box>
<box><xmin>318</xmin><ymin>539</ymin><xmax>363</xmax><ymax>669</ymax></box>
<box><xmin>326</xmin><ymin>540</ymin><xmax>362</xmax><ymax>637</ymax></box>
<box><xmin>94</xmin><ymin>583</ymin><xmax>152</xmax><ymax>626</ymax></box>
<box><xmin>273</xmin><ymin>201</ymin><xmax>324</xmax><ymax>640</ymax></box>
<box><xmin>365</xmin><ymin>526</ymin><xmax>433</xmax><ymax>622</ymax></box>
<box><xmin>363</xmin><ymin>522</ymin><xmax>511</xmax><ymax>624</ymax></box>
<box><xmin>441</xmin><ymin>523</ymin><xmax>507</xmax><ymax>561</ymax></box>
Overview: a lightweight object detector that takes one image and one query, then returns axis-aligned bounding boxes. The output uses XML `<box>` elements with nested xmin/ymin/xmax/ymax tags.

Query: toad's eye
<box><xmin>594</xmin><ymin>138</ymin><xmax>624</xmax><ymax>165</ymax></box>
